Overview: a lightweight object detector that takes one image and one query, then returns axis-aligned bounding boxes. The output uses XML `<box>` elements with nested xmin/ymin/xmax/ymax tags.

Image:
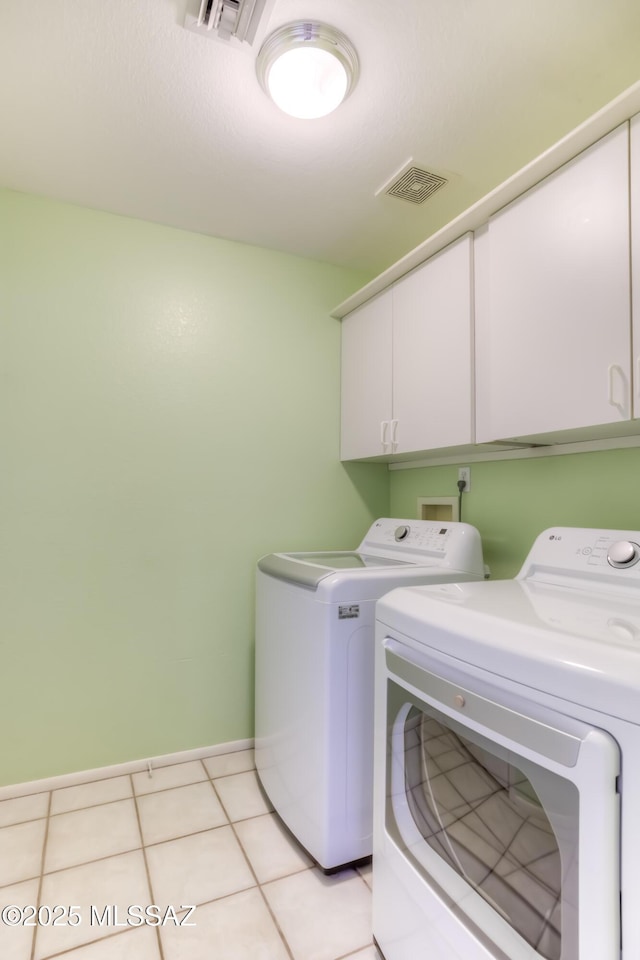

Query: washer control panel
<box><xmin>366</xmin><ymin>518</ymin><xmax>453</xmax><ymax>554</ymax></box>
<box><xmin>354</xmin><ymin>518</ymin><xmax>486</xmax><ymax>576</ymax></box>
<box><xmin>355</xmin><ymin>518</ymin><xmax>484</xmax><ymax>576</ymax></box>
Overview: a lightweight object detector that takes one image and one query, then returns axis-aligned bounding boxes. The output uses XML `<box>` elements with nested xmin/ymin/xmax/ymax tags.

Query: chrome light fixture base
<box><xmin>256</xmin><ymin>21</ymin><xmax>359</xmax><ymax>119</ymax></box>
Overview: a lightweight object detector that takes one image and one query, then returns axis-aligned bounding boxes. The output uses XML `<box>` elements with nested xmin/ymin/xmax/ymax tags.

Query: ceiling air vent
<box><xmin>377</xmin><ymin>160</ymin><xmax>448</xmax><ymax>205</ymax></box>
<box><xmin>184</xmin><ymin>0</ymin><xmax>274</xmax><ymax>45</ymax></box>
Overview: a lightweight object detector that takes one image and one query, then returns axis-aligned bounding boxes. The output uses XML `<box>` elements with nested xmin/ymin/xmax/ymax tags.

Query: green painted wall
<box><xmin>1</xmin><ymin>188</ymin><xmax>388</xmax><ymax>787</ymax></box>
<box><xmin>389</xmin><ymin>447</ymin><xmax>640</xmax><ymax>580</ymax></box>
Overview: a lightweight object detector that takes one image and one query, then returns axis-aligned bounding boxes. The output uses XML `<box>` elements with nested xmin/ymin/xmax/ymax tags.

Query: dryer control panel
<box><xmin>519</xmin><ymin>526</ymin><xmax>640</xmax><ymax>586</ymax></box>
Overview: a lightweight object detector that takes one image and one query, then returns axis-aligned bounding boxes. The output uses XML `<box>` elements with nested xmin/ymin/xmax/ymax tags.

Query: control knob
<box><xmin>607</xmin><ymin>540</ymin><xmax>640</xmax><ymax>569</ymax></box>
<box><xmin>394</xmin><ymin>525</ymin><xmax>410</xmax><ymax>542</ymax></box>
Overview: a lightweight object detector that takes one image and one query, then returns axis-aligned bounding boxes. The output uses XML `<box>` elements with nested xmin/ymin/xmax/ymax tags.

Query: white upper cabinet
<box><xmin>340</xmin><ymin>235</ymin><xmax>473</xmax><ymax>460</ymax></box>
<box><xmin>632</xmin><ymin>114</ymin><xmax>640</xmax><ymax>421</ymax></box>
<box><xmin>392</xmin><ymin>234</ymin><xmax>473</xmax><ymax>454</ymax></box>
<box><xmin>475</xmin><ymin>123</ymin><xmax>632</xmax><ymax>444</ymax></box>
<box><xmin>340</xmin><ymin>288</ymin><xmax>393</xmax><ymax>460</ymax></box>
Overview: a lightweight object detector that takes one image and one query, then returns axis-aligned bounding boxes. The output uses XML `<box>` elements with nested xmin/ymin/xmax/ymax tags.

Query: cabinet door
<box><xmin>392</xmin><ymin>235</ymin><xmax>473</xmax><ymax>453</ymax></box>
<box><xmin>632</xmin><ymin>114</ymin><xmax>640</xmax><ymax>420</ymax></box>
<box><xmin>340</xmin><ymin>289</ymin><xmax>393</xmax><ymax>460</ymax></box>
<box><xmin>476</xmin><ymin>124</ymin><xmax>631</xmax><ymax>443</ymax></box>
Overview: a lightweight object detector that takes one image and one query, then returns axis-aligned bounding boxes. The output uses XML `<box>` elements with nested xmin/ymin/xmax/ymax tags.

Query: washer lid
<box><xmin>377</xmin><ymin>577</ymin><xmax>640</xmax><ymax>724</ymax></box>
<box><xmin>294</xmin><ymin>551</ymin><xmax>410</xmax><ymax>569</ymax></box>
<box><xmin>257</xmin><ymin>518</ymin><xmax>485</xmax><ymax>591</ymax></box>
<box><xmin>258</xmin><ymin>551</ymin><xmax>410</xmax><ymax>589</ymax></box>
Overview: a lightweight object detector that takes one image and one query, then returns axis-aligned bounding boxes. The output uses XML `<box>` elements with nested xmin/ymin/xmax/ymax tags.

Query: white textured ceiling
<box><xmin>1</xmin><ymin>0</ymin><xmax>640</xmax><ymax>275</ymax></box>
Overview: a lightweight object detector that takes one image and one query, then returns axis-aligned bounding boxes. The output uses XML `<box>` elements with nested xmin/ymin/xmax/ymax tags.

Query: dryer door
<box><xmin>382</xmin><ymin>637</ymin><xmax>620</xmax><ymax>960</ymax></box>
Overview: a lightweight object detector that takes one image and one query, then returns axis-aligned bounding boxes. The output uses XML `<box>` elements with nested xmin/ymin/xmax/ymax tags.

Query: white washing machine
<box><xmin>254</xmin><ymin>517</ymin><xmax>485</xmax><ymax>870</ymax></box>
<box><xmin>373</xmin><ymin>526</ymin><xmax>640</xmax><ymax>960</ymax></box>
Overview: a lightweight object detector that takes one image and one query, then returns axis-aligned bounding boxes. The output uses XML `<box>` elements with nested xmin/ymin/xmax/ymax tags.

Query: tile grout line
<box><xmin>335</xmin><ymin>946</ymin><xmax>381</xmax><ymax>960</ymax></box>
<box><xmin>49</xmin><ymin>794</ymin><xmax>135</xmax><ymax>818</ymax></box>
<box><xmin>130</xmin><ymin>771</ymin><xmax>166</xmax><ymax>960</ymax></box>
<box><xmin>29</xmin><ymin>789</ymin><xmax>52</xmax><ymax>960</ymax></box>
<box><xmin>38</xmin><ymin>925</ymin><xmax>150</xmax><ymax>960</ymax></box>
<box><xmin>205</xmin><ymin>760</ymin><xmax>297</xmax><ymax>960</ymax></box>
<box><xmin>36</xmin><ymin>784</ymin><xmax>152</xmax><ymax>960</ymax></box>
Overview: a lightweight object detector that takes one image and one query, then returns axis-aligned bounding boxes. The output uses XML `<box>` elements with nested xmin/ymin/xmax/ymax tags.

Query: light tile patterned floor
<box><xmin>0</xmin><ymin>750</ymin><xmax>380</xmax><ymax>960</ymax></box>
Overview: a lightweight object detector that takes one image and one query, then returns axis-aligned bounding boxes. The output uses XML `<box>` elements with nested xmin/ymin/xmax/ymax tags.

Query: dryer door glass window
<box><xmin>384</xmin><ymin>644</ymin><xmax>620</xmax><ymax>960</ymax></box>
<box><xmin>403</xmin><ymin>706</ymin><xmax>570</xmax><ymax>959</ymax></box>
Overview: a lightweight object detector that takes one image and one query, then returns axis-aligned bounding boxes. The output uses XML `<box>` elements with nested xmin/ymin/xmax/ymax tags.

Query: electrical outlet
<box><xmin>458</xmin><ymin>467</ymin><xmax>471</xmax><ymax>492</ymax></box>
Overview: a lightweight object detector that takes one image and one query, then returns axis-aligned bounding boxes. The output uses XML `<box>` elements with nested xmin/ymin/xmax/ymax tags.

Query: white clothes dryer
<box><xmin>254</xmin><ymin>518</ymin><xmax>485</xmax><ymax>870</ymax></box>
<box><xmin>373</xmin><ymin>526</ymin><xmax>640</xmax><ymax>960</ymax></box>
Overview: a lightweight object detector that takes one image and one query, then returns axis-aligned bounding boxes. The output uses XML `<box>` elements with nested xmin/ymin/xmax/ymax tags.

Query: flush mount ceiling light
<box><xmin>256</xmin><ymin>21</ymin><xmax>359</xmax><ymax>119</ymax></box>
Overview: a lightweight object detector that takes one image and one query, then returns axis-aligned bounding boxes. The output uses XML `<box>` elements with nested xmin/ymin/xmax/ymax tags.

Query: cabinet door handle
<box><xmin>390</xmin><ymin>419</ymin><xmax>399</xmax><ymax>452</ymax></box>
<box><xmin>607</xmin><ymin>363</ymin><xmax>628</xmax><ymax>416</ymax></box>
<box><xmin>380</xmin><ymin>420</ymin><xmax>389</xmax><ymax>451</ymax></box>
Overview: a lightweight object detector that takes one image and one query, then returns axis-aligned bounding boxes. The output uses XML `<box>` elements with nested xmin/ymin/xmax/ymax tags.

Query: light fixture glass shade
<box><xmin>256</xmin><ymin>22</ymin><xmax>358</xmax><ymax>119</ymax></box>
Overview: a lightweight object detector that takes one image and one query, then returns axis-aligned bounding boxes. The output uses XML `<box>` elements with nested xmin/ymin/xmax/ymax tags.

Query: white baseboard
<box><xmin>0</xmin><ymin>738</ymin><xmax>255</xmax><ymax>802</ymax></box>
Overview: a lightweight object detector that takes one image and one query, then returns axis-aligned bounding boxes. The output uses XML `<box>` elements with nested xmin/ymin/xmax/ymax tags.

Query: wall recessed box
<box><xmin>417</xmin><ymin>497</ymin><xmax>459</xmax><ymax>522</ymax></box>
